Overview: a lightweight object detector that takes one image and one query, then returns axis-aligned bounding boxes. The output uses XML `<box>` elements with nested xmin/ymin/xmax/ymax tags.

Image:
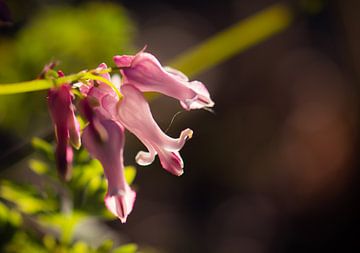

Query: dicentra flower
<box><xmin>82</xmin><ymin>118</ymin><xmax>136</xmax><ymax>223</ymax></box>
<box><xmin>117</xmin><ymin>84</ymin><xmax>193</xmax><ymax>176</ymax></box>
<box><xmin>113</xmin><ymin>51</ymin><xmax>214</xmax><ymax>111</ymax></box>
<box><xmin>47</xmin><ymin>83</ymin><xmax>81</xmax><ymax>181</ymax></box>
<box><xmin>46</xmin><ymin>50</ymin><xmax>214</xmax><ymax>222</ymax></box>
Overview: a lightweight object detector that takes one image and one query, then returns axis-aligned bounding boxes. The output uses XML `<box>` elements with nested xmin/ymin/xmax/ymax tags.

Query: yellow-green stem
<box><xmin>0</xmin><ymin>3</ymin><xmax>293</xmax><ymax>95</ymax></box>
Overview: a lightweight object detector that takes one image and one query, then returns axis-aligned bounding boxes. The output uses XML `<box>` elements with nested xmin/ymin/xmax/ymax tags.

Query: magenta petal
<box><xmin>113</xmin><ymin>52</ymin><xmax>214</xmax><ymax>110</ymax></box>
<box><xmin>113</xmin><ymin>55</ymin><xmax>134</xmax><ymax>68</ymax></box>
<box><xmin>82</xmin><ymin>119</ymin><xmax>136</xmax><ymax>222</ymax></box>
<box><xmin>48</xmin><ymin>84</ymin><xmax>81</xmax><ymax>180</ymax></box>
<box><xmin>54</xmin><ymin>126</ymin><xmax>73</xmax><ymax>181</ymax></box>
<box><xmin>117</xmin><ymin>84</ymin><xmax>193</xmax><ymax>176</ymax></box>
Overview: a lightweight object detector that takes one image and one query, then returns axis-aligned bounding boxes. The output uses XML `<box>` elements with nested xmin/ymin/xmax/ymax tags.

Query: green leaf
<box><xmin>29</xmin><ymin>159</ymin><xmax>49</xmax><ymax>175</ymax></box>
<box><xmin>112</xmin><ymin>243</ymin><xmax>138</xmax><ymax>253</ymax></box>
<box><xmin>39</xmin><ymin>212</ymin><xmax>86</xmax><ymax>245</ymax></box>
<box><xmin>124</xmin><ymin>166</ymin><xmax>136</xmax><ymax>185</ymax></box>
<box><xmin>71</xmin><ymin>241</ymin><xmax>89</xmax><ymax>253</ymax></box>
<box><xmin>31</xmin><ymin>137</ymin><xmax>53</xmax><ymax>157</ymax></box>
<box><xmin>0</xmin><ymin>181</ymin><xmax>56</xmax><ymax>214</ymax></box>
<box><xmin>42</xmin><ymin>234</ymin><xmax>56</xmax><ymax>251</ymax></box>
<box><xmin>96</xmin><ymin>239</ymin><xmax>113</xmax><ymax>252</ymax></box>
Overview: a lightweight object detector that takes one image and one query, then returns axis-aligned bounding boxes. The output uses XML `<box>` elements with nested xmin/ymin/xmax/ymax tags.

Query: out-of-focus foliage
<box><xmin>0</xmin><ymin>138</ymin><xmax>139</xmax><ymax>253</ymax></box>
<box><xmin>0</xmin><ymin>2</ymin><xmax>135</xmax><ymax>135</ymax></box>
<box><xmin>0</xmin><ymin>2</ymin><xmax>134</xmax><ymax>82</ymax></box>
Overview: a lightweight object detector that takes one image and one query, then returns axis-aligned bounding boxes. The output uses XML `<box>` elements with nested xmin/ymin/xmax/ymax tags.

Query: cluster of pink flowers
<box><xmin>47</xmin><ymin>50</ymin><xmax>214</xmax><ymax>222</ymax></box>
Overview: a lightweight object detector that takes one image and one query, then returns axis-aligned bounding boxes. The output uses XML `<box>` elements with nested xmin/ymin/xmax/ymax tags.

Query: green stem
<box><xmin>0</xmin><ymin>3</ymin><xmax>293</xmax><ymax>95</ymax></box>
<box><xmin>83</xmin><ymin>73</ymin><xmax>122</xmax><ymax>98</ymax></box>
<box><xmin>168</xmin><ymin>3</ymin><xmax>293</xmax><ymax>77</ymax></box>
<box><xmin>0</xmin><ymin>72</ymin><xmax>86</xmax><ymax>95</ymax></box>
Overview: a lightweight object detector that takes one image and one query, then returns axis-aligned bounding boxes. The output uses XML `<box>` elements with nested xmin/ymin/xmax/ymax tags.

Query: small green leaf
<box><xmin>71</xmin><ymin>241</ymin><xmax>89</xmax><ymax>253</ymax></box>
<box><xmin>31</xmin><ymin>137</ymin><xmax>53</xmax><ymax>157</ymax></box>
<box><xmin>97</xmin><ymin>239</ymin><xmax>113</xmax><ymax>252</ymax></box>
<box><xmin>124</xmin><ymin>166</ymin><xmax>136</xmax><ymax>185</ymax></box>
<box><xmin>112</xmin><ymin>243</ymin><xmax>138</xmax><ymax>253</ymax></box>
<box><xmin>0</xmin><ymin>181</ymin><xmax>56</xmax><ymax>214</ymax></box>
<box><xmin>39</xmin><ymin>212</ymin><xmax>86</xmax><ymax>245</ymax></box>
<box><xmin>8</xmin><ymin>209</ymin><xmax>22</xmax><ymax>226</ymax></box>
<box><xmin>42</xmin><ymin>234</ymin><xmax>56</xmax><ymax>251</ymax></box>
<box><xmin>29</xmin><ymin>159</ymin><xmax>48</xmax><ymax>174</ymax></box>
<box><xmin>87</xmin><ymin>176</ymin><xmax>102</xmax><ymax>194</ymax></box>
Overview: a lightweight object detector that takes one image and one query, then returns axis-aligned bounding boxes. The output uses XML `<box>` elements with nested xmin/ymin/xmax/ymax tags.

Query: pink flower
<box><xmin>47</xmin><ymin>84</ymin><xmax>81</xmax><ymax>181</ymax></box>
<box><xmin>82</xmin><ymin>118</ymin><xmax>136</xmax><ymax>223</ymax></box>
<box><xmin>113</xmin><ymin>51</ymin><xmax>214</xmax><ymax>110</ymax></box>
<box><xmin>117</xmin><ymin>84</ymin><xmax>193</xmax><ymax>176</ymax></box>
<box><xmin>80</xmin><ymin>63</ymin><xmax>120</xmax><ymax>120</ymax></box>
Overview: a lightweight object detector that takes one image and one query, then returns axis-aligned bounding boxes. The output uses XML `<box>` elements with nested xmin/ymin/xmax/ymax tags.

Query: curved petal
<box><xmin>86</xmin><ymin>64</ymin><xmax>120</xmax><ymax>120</ymax></box>
<box><xmin>47</xmin><ymin>84</ymin><xmax>80</xmax><ymax>180</ymax></box>
<box><xmin>117</xmin><ymin>84</ymin><xmax>192</xmax><ymax>176</ymax></box>
<box><xmin>114</xmin><ymin>52</ymin><xmax>214</xmax><ymax>110</ymax></box>
<box><xmin>105</xmin><ymin>187</ymin><xmax>136</xmax><ymax>223</ymax></box>
<box><xmin>82</xmin><ymin>119</ymin><xmax>136</xmax><ymax>222</ymax></box>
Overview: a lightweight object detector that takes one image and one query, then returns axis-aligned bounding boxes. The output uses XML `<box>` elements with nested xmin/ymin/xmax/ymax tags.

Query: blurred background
<box><xmin>1</xmin><ymin>0</ymin><xmax>360</xmax><ymax>252</ymax></box>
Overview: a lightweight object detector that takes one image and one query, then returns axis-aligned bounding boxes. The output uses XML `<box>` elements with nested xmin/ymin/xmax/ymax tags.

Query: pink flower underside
<box><xmin>82</xmin><ymin>119</ymin><xmax>135</xmax><ymax>222</ymax></box>
<box><xmin>117</xmin><ymin>84</ymin><xmax>193</xmax><ymax>176</ymax></box>
<box><xmin>113</xmin><ymin>52</ymin><xmax>214</xmax><ymax>110</ymax></box>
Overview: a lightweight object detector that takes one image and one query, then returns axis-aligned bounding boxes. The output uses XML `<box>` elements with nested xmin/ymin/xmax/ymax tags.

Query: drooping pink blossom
<box><xmin>79</xmin><ymin>63</ymin><xmax>120</xmax><ymax>120</ymax></box>
<box><xmin>47</xmin><ymin>84</ymin><xmax>81</xmax><ymax>180</ymax></box>
<box><xmin>117</xmin><ymin>84</ymin><xmax>193</xmax><ymax>176</ymax></box>
<box><xmin>113</xmin><ymin>51</ymin><xmax>215</xmax><ymax>111</ymax></box>
<box><xmin>82</xmin><ymin>118</ymin><xmax>136</xmax><ymax>223</ymax></box>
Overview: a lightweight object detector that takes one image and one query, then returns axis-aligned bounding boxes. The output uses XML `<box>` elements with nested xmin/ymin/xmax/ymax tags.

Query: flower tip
<box><xmin>104</xmin><ymin>189</ymin><xmax>136</xmax><ymax>223</ymax></box>
<box><xmin>176</xmin><ymin>169</ymin><xmax>184</xmax><ymax>176</ymax></box>
<box><xmin>98</xmin><ymin>63</ymin><xmax>108</xmax><ymax>69</ymax></box>
<box><xmin>71</xmin><ymin>139</ymin><xmax>81</xmax><ymax>150</ymax></box>
<box><xmin>186</xmin><ymin>129</ymin><xmax>193</xmax><ymax>140</ymax></box>
<box><xmin>113</xmin><ymin>55</ymin><xmax>134</xmax><ymax>68</ymax></box>
<box><xmin>180</xmin><ymin>128</ymin><xmax>193</xmax><ymax>143</ymax></box>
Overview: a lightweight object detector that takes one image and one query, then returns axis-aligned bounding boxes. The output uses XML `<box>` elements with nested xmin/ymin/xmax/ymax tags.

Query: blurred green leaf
<box><xmin>42</xmin><ymin>234</ymin><xmax>56</xmax><ymax>251</ymax></box>
<box><xmin>0</xmin><ymin>181</ymin><xmax>56</xmax><ymax>214</ymax></box>
<box><xmin>39</xmin><ymin>212</ymin><xmax>86</xmax><ymax>245</ymax></box>
<box><xmin>71</xmin><ymin>241</ymin><xmax>89</xmax><ymax>253</ymax></box>
<box><xmin>112</xmin><ymin>243</ymin><xmax>138</xmax><ymax>253</ymax></box>
<box><xmin>14</xmin><ymin>2</ymin><xmax>135</xmax><ymax>79</ymax></box>
<box><xmin>124</xmin><ymin>166</ymin><xmax>137</xmax><ymax>185</ymax></box>
<box><xmin>29</xmin><ymin>159</ymin><xmax>49</xmax><ymax>175</ymax></box>
<box><xmin>31</xmin><ymin>137</ymin><xmax>54</xmax><ymax>158</ymax></box>
<box><xmin>96</xmin><ymin>239</ymin><xmax>113</xmax><ymax>252</ymax></box>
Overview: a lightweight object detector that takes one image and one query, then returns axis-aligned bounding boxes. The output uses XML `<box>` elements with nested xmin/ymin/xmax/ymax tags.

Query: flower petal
<box><xmin>114</xmin><ymin>52</ymin><xmax>214</xmax><ymax>110</ymax></box>
<box><xmin>47</xmin><ymin>84</ymin><xmax>80</xmax><ymax>180</ymax></box>
<box><xmin>117</xmin><ymin>84</ymin><xmax>192</xmax><ymax>176</ymax></box>
<box><xmin>82</xmin><ymin>119</ymin><xmax>135</xmax><ymax>222</ymax></box>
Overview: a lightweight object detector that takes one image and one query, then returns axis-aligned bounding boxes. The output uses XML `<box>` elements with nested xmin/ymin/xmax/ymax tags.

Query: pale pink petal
<box><xmin>113</xmin><ymin>52</ymin><xmax>214</xmax><ymax>110</ymax></box>
<box><xmin>114</xmin><ymin>55</ymin><xmax>134</xmax><ymax>67</ymax></box>
<box><xmin>163</xmin><ymin>66</ymin><xmax>189</xmax><ymax>81</ymax></box>
<box><xmin>117</xmin><ymin>84</ymin><xmax>192</xmax><ymax>176</ymax></box>
<box><xmin>82</xmin><ymin>119</ymin><xmax>135</xmax><ymax>222</ymax></box>
<box><xmin>105</xmin><ymin>186</ymin><xmax>136</xmax><ymax>223</ymax></box>
<box><xmin>86</xmin><ymin>63</ymin><xmax>120</xmax><ymax>120</ymax></box>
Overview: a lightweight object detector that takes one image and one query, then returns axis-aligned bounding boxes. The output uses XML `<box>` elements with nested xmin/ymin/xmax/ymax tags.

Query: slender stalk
<box><xmin>169</xmin><ymin>3</ymin><xmax>293</xmax><ymax>77</ymax></box>
<box><xmin>0</xmin><ymin>3</ymin><xmax>293</xmax><ymax>95</ymax></box>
